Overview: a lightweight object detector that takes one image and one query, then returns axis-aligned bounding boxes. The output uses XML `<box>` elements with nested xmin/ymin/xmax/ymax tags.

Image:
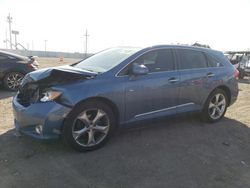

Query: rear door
<box><xmin>175</xmin><ymin>48</ymin><xmax>214</xmax><ymax>113</ymax></box>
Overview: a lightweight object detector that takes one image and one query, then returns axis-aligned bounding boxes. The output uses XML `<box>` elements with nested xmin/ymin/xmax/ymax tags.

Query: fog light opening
<box><xmin>35</xmin><ymin>125</ymin><xmax>43</xmax><ymax>135</ymax></box>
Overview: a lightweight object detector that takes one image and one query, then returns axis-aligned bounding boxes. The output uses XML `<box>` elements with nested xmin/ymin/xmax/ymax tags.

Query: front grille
<box><xmin>17</xmin><ymin>84</ymin><xmax>39</xmax><ymax>107</ymax></box>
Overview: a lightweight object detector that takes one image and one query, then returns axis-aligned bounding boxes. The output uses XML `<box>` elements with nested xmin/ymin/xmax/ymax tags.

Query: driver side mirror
<box><xmin>131</xmin><ymin>63</ymin><xmax>149</xmax><ymax>76</ymax></box>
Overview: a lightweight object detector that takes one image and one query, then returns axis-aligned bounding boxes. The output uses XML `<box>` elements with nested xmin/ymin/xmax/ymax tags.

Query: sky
<box><xmin>0</xmin><ymin>0</ymin><xmax>250</xmax><ymax>53</ymax></box>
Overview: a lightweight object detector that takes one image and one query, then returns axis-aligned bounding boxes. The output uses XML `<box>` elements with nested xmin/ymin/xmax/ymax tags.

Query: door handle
<box><xmin>207</xmin><ymin>73</ymin><xmax>215</xmax><ymax>78</ymax></box>
<box><xmin>168</xmin><ymin>77</ymin><xmax>179</xmax><ymax>83</ymax></box>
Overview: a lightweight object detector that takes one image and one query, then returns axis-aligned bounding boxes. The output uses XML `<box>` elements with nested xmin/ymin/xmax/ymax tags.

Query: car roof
<box><xmin>150</xmin><ymin>44</ymin><xmax>218</xmax><ymax>52</ymax></box>
<box><xmin>142</xmin><ymin>44</ymin><xmax>224</xmax><ymax>58</ymax></box>
<box><xmin>0</xmin><ymin>50</ymin><xmax>28</xmax><ymax>60</ymax></box>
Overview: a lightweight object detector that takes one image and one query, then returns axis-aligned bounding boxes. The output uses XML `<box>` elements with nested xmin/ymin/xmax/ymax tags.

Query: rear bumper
<box><xmin>12</xmin><ymin>95</ymin><xmax>72</xmax><ymax>140</ymax></box>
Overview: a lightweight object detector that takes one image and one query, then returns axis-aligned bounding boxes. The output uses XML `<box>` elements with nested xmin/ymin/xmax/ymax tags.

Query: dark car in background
<box><xmin>12</xmin><ymin>45</ymin><xmax>238</xmax><ymax>152</ymax></box>
<box><xmin>0</xmin><ymin>50</ymin><xmax>39</xmax><ymax>90</ymax></box>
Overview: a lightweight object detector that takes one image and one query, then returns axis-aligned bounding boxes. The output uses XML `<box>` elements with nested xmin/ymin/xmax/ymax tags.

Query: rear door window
<box><xmin>177</xmin><ymin>49</ymin><xmax>208</xmax><ymax>70</ymax></box>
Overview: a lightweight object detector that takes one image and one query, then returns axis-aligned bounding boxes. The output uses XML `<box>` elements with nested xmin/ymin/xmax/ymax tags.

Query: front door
<box><xmin>122</xmin><ymin>49</ymin><xmax>180</xmax><ymax>123</ymax></box>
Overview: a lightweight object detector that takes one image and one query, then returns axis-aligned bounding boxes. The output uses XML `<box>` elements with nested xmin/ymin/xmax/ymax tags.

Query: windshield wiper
<box><xmin>81</xmin><ymin>68</ymin><xmax>103</xmax><ymax>74</ymax></box>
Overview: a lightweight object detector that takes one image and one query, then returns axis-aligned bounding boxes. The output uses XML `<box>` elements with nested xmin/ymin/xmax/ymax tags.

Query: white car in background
<box><xmin>244</xmin><ymin>60</ymin><xmax>250</xmax><ymax>76</ymax></box>
<box><xmin>226</xmin><ymin>53</ymin><xmax>248</xmax><ymax>79</ymax></box>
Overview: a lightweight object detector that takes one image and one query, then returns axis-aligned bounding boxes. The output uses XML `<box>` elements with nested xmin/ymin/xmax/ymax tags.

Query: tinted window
<box><xmin>75</xmin><ymin>47</ymin><xmax>141</xmax><ymax>73</ymax></box>
<box><xmin>133</xmin><ymin>49</ymin><xmax>175</xmax><ymax>73</ymax></box>
<box><xmin>178</xmin><ymin>49</ymin><xmax>207</xmax><ymax>70</ymax></box>
<box><xmin>206</xmin><ymin>54</ymin><xmax>223</xmax><ymax>67</ymax></box>
<box><xmin>0</xmin><ymin>55</ymin><xmax>7</xmax><ymax>60</ymax></box>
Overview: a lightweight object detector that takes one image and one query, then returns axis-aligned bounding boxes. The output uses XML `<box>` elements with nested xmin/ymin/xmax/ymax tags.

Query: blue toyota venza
<box><xmin>12</xmin><ymin>45</ymin><xmax>239</xmax><ymax>152</ymax></box>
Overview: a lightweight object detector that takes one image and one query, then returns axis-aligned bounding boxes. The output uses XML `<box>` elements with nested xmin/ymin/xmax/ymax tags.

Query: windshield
<box><xmin>75</xmin><ymin>47</ymin><xmax>141</xmax><ymax>73</ymax></box>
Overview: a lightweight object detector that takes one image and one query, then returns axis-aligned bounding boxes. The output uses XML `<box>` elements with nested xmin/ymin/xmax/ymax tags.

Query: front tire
<box><xmin>3</xmin><ymin>72</ymin><xmax>24</xmax><ymax>91</ymax></box>
<box><xmin>63</xmin><ymin>101</ymin><xmax>116</xmax><ymax>152</ymax></box>
<box><xmin>201</xmin><ymin>89</ymin><xmax>228</xmax><ymax>123</ymax></box>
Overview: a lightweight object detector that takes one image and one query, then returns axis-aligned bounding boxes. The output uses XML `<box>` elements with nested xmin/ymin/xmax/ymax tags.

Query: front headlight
<box><xmin>40</xmin><ymin>90</ymin><xmax>62</xmax><ymax>102</ymax></box>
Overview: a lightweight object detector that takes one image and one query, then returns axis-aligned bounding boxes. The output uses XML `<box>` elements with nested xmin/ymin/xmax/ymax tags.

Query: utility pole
<box><xmin>84</xmin><ymin>29</ymin><xmax>89</xmax><ymax>58</ymax></box>
<box><xmin>44</xmin><ymin>40</ymin><xmax>47</xmax><ymax>52</ymax></box>
<box><xmin>12</xmin><ymin>30</ymin><xmax>19</xmax><ymax>49</ymax></box>
<box><xmin>7</xmin><ymin>13</ymin><xmax>13</xmax><ymax>49</ymax></box>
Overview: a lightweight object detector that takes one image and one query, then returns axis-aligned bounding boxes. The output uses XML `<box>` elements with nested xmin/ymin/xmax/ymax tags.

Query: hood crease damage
<box><xmin>17</xmin><ymin>65</ymin><xmax>97</xmax><ymax>107</ymax></box>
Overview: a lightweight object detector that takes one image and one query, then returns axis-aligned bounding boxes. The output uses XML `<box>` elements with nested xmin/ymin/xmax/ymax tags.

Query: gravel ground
<box><xmin>0</xmin><ymin>58</ymin><xmax>250</xmax><ymax>188</ymax></box>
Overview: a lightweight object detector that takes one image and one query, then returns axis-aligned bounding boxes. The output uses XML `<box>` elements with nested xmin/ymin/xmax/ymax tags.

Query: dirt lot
<box><xmin>0</xmin><ymin>58</ymin><xmax>250</xmax><ymax>188</ymax></box>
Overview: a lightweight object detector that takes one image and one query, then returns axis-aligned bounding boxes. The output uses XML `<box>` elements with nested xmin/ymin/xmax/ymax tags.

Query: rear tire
<box><xmin>201</xmin><ymin>89</ymin><xmax>228</xmax><ymax>123</ymax></box>
<box><xmin>63</xmin><ymin>101</ymin><xmax>116</xmax><ymax>152</ymax></box>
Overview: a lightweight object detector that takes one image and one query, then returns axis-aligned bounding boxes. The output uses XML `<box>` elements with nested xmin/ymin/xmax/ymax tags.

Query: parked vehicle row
<box><xmin>244</xmin><ymin>58</ymin><xmax>250</xmax><ymax>76</ymax></box>
<box><xmin>12</xmin><ymin>45</ymin><xmax>239</xmax><ymax>152</ymax></box>
<box><xmin>225</xmin><ymin>53</ymin><xmax>250</xmax><ymax>79</ymax></box>
<box><xmin>0</xmin><ymin>50</ymin><xmax>39</xmax><ymax>90</ymax></box>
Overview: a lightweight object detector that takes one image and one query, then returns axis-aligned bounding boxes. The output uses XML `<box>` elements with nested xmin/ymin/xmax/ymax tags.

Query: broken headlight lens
<box><xmin>40</xmin><ymin>90</ymin><xmax>62</xmax><ymax>102</ymax></box>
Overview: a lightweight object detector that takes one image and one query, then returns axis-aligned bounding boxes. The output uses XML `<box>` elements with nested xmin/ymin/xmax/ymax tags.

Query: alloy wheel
<box><xmin>208</xmin><ymin>93</ymin><xmax>226</xmax><ymax>120</ymax></box>
<box><xmin>6</xmin><ymin>72</ymin><xmax>24</xmax><ymax>90</ymax></box>
<box><xmin>72</xmin><ymin>108</ymin><xmax>110</xmax><ymax>147</ymax></box>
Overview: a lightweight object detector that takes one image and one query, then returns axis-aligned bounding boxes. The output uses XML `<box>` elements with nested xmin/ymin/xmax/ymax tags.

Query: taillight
<box><xmin>27</xmin><ymin>63</ymin><xmax>38</xmax><ymax>70</ymax></box>
<box><xmin>234</xmin><ymin>69</ymin><xmax>240</xmax><ymax>80</ymax></box>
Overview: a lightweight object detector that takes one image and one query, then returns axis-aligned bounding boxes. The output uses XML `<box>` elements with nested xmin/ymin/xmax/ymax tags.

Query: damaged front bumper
<box><xmin>11</xmin><ymin>65</ymin><xmax>95</xmax><ymax>140</ymax></box>
<box><xmin>12</xmin><ymin>95</ymin><xmax>72</xmax><ymax>140</ymax></box>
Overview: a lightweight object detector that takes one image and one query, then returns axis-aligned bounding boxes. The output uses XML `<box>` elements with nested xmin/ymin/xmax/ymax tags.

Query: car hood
<box><xmin>22</xmin><ymin>65</ymin><xmax>97</xmax><ymax>86</ymax></box>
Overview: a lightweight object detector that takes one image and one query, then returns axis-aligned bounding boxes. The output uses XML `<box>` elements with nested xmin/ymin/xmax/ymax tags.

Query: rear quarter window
<box><xmin>206</xmin><ymin>54</ymin><xmax>224</xmax><ymax>67</ymax></box>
